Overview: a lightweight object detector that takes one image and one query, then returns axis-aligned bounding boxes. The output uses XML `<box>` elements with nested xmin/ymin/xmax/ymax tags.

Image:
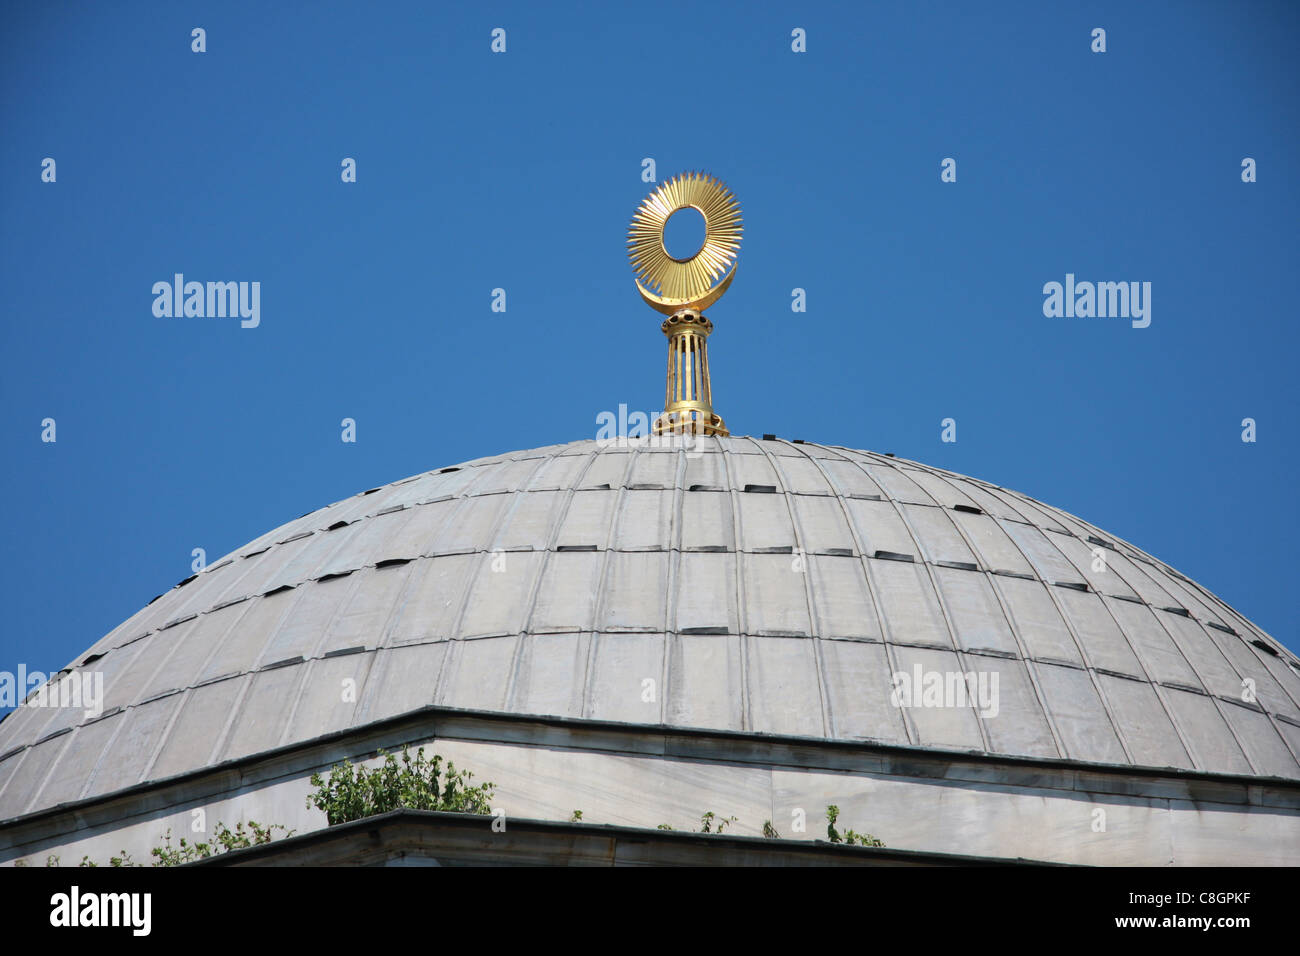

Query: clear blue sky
<box><xmin>1</xmin><ymin>0</ymin><xmax>1296</xmax><ymax>703</ymax></box>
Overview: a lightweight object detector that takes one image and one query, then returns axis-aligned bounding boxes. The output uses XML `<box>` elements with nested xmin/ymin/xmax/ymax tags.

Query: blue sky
<box><xmin>1</xmin><ymin>0</ymin><xmax>1296</xmax><ymax>698</ymax></box>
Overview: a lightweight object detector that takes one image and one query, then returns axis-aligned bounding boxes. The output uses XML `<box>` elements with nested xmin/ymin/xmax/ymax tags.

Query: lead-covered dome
<box><xmin>2</xmin><ymin>436</ymin><xmax>1298</xmax><ymax>822</ymax></box>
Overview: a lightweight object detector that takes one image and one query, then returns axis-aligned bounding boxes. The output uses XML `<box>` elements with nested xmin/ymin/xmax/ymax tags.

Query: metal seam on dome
<box><xmin>750</xmin><ymin>438</ymin><xmax>832</xmax><ymax>740</ymax></box>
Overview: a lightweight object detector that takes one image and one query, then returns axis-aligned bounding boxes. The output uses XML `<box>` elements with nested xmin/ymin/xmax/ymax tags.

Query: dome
<box><xmin>2</xmin><ymin>436</ymin><xmax>1299</xmax><ymax>826</ymax></box>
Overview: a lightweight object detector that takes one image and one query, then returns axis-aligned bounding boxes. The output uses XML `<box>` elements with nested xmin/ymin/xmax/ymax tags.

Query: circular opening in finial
<box><xmin>661</xmin><ymin>206</ymin><xmax>707</xmax><ymax>262</ymax></box>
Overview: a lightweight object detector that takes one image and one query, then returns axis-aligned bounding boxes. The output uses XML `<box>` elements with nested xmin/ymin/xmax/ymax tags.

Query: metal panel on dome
<box><xmin>433</xmin><ymin>494</ymin><xmax>512</xmax><ymax>553</ymax></box>
<box><xmin>101</xmin><ymin>584</ymin><xmax>187</xmax><ymax>649</ymax></box>
<box><xmin>149</xmin><ymin>677</ymin><xmax>246</xmax><ymax>780</ymax></box>
<box><xmin>391</xmin><ymin>467</ymin><xmax>480</xmax><ymax>505</ymax></box>
<box><xmin>510</xmin><ymin>633</ymin><xmax>588</xmax><ymax>719</ymax></box>
<box><xmin>0</xmin><ymin>700</ymin><xmax>49</xmax><ymax>760</ymax></box>
<box><xmin>819</xmin><ymin>639</ymin><xmax>908</xmax><ymax>743</ymax></box>
<box><xmin>683</xmin><ymin>450</ymin><xmax>728</xmax><ymax>489</ymax></box>
<box><xmin>382</xmin><ymin>498</ymin><xmax>462</xmax><ymax>558</ymax></box>
<box><xmin>163</xmin><ymin>560</ymin><xmax>249</xmax><ymax>625</ymax></box>
<box><xmin>1206</xmin><ymin>631</ymin><xmax>1300</xmax><ymax>720</ymax></box>
<box><xmin>1275</xmin><ymin>721</ymin><xmax>1300</xmax><ymax>771</ymax></box>
<box><xmin>1261</xmin><ymin>656</ymin><xmax>1300</xmax><ymax>711</ymax></box>
<box><xmin>492</xmin><ymin>490</ymin><xmax>563</xmax><ymax>551</ymax></box>
<box><xmin>524</xmin><ymin>452</ymin><xmax>589</xmax><ymax>491</ymax></box>
<box><xmin>313</xmin><ymin>508</ymin><xmax>412</xmax><ymax>578</ymax></box>
<box><xmin>1051</xmin><ymin>534</ymin><xmax>1138</xmax><ymax>599</ymax></box>
<box><xmin>759</xmin><ymin>438</ymin><xmax>807</xmax><ymax>457</ymax></box>
<box><xmin>1030</xmin><ymin>662</ymin><xmax>1128</xmax><ymax>764</ymax></box>
<box><xmin>900</xmin><ymin>469</ymin><xmax>979</xmax><ymax>509</ymax></box>
<box><xmin>860</xmin><ymin>465</ymin><xmax>935</xmax><ymax>505</ymax></box>
<box><xmin>844</xmin><ymin>498</ymin><xmax>916</xmax><ymax>558</ymax></box>
<box><xmin>1000</xmin><ymin>523</ymin><xmax>1085</xmax><ymax>587</ymax></box>
<box><xmin>745</xmin><ymin>636</ymin><xmax>824</xmax><ymax>737</ymax></box>
<box><xmin>791</xmin><ymin>495</ymin><xmax>855</xmax><ymax>553</ymax></box>
<box><xmin>80</xmin><ymin>693</ymin><xmax>181</xmax><ymax>802</ymax></box>
<box><xmin>360</xmin><ymin>644</ymin><xmax>447</xmax><ymax>724</ymax></box>
<box><xmin>818</xmin><ymin>459</ymin><xmax>885</xmax><ymax>499</ymax></box>
<box><xmin>600</xmin><ymin>552</ymin><xmax>668</xmax><ymax>631</ymax></box>
<box><xmin>0</xmin><ymin>734</ymin><xmax>68</xmax><ymax>817</ymax></box>
<box><xmin>1158</xmin><ymin>614</ymin><xmax>1245</xmax><ymax>702</ymax></box>
<box><xmin>869</xmin><ymin>560</ymin><xmax>951</xmax><ymax>649</ymax></box>
<box><xmin>612</xmin><ymin>490</ymin><xmax>673</xmax><ymax>550</ymax></box>
<box><xmin>675</xmin><ymin>551</ymin><xmax>738</xmax><ymax>634</ymax></box>
<box><xmin>806</xmin><ymin>554</ymin><xmax>879</xmax><ymax>641</ymax></box>
<box><xmin>222</xmin><ymin>663</ymin><xmax>304</xmax><ymax>761</ymax></box>
<box><xmin>529</xmin><ymin>551</ymin><xmax>602</xmax><ymax>632</ymax></box>
<box><xmin>579</xmin><ymin>452</ymin><xmax>631</xmax><ymax>489</ymax></box>
<box><xmin>198</xmin><ymin>589</ymin><xmax>295</xmax><ymax>683</ymax></box>
<box><xmin>1217</xmin><ymin>703</ymin><xmax>1300</xmax><ymax>777</ymax></box>
<box><xmin>30</xmin><ymin>716</ymin><xmax>120</xmax><ymax>809</ymax></box>
<box><xmin>141</xmin><ymin>600</ymin><xmax>246</xmax><ymax>697</ymax></box>
<box><xmin>1092</xmin><ymin>549</ymin><xmax>1177</xmax><ymax>606</ymax></box>
<box><xmin>972</xmin><ymin>656</ymin><xmax>1059</xmax><ymax>759</ymax></box>
<box><xmin>256</xmin><ymin>575</ymin><xmax>353</xmax><ymax>665</ymax></box>
<box><xmin>985</xmin><ymin>488</ymin><xmax>1070</xmax><ymax>534</ymax></box>
<box><xmin>554</xmin><ymin>489</ymin><xmax>616</xmax><ymax>547</ymax></box>
<box><xmin>1161</xmin><ymin>688</ymin><xmax>1253</xmax><ymax>775</ymax></box>
<box><xmin>459</xmin><ymin>552</ymin><xmax>544</xmax><ymax>638</ymax></box>
<box><xmin>1051</xmin><ymin>587</ymin><xmax>1144</xmax><ymax>678</ymax></box>
<box><xmin>773</xmin><ymin>456</ymin><xmax>835</xmax><ymax>495</ymax></box>
<box><xmin>902</xmin><ymin>504</ymin><xmax>977</xmax><ymax>566</ymax></box>
<box><xmin>726</xmin><ymin>454</ymin><xmax>780</xmax><ymax>491</ymax></box>
<box><xmin>263</xmin><ymin>529</ymin><xmax>351</xmax><ymax>590</ymax></box>
<box><xmin>932</xmin><ymin>566</ymin><xmax>1019</xmax><ymax>657</ymax></box>
<box><xmin>994</xmin><ymin>577</ymin><xmax>1083</xmax><ymax>666</ymax></box>
<box><xmin>388</xmin><ymin>554</ymin><xmax>477</xmax><ymax>645</ymax></box>
<box><xmin>627</xmin><ymin>451</ymin><xmax>679</xmax><ymax>488</ymax></box>
<box><xmin>48</xmin><ymin>639</ymin><xmax>150</xmax><ymax>733</ymax></box>
<box><xmin>736</xmin><ymin>493</ymin><xmax>795</xmax><ymax>552</ymax></box>
<box><xmin>471</xmin><ymin>457</ymin><xmax>547</xmax><ymax>494</ymax></box>
<box><xmin>586</xmin><ymin>633</ymin><xmax>667</xmax><ymax>724</ymax></box>
<box><xmin>1104</xmin><ymin>598</ymin><xmax>1203</xmax><ymax>690</ymax></box>
<box><xmin>321</xmin><ymin>562</ymin><xmax>414</xmax><ymax>652</ymax></box>
<box><xmin>194</xmin><ymin>544</ymin><xmax>295</xmax><ymax>614</ymax></box>
<box><xmin>740</xmin><ymin>553</ymin><xmax>811</xmax><ymax>636</ymax></box>
<box><xmin>1150</xmin><ymin>573</ymin><xmax>1230</xmax><ymax>628</ymax></box>
<box><xmin>666</xmin><ymin>634</ymin><xmax>743</xmax><ymax>732</ymax></box>
<box><xmin>951</xmin><ymin>511</ymin><xmax>1035</xmax><ymax>575</ymax></box>
<box><xmin>1095</xmin><ymin>674</ymin><xmax>1194</xmax><ymax>770</ymax></box>
<box><xmin>947</xmin><ymin>480</ymin><xmax>1026</xmax><ymax>522</ymax></box>
<box><xmin>680</xmin><ymin>490</ymin><xmax>733</xmax><ymax>550</ymax></box>
<box><xmin>439</xmin><ymin>636</ymin><xmax>518</xmax><ymax>711</ymax></box>
<box><xmin>286</xmin><ymin>653</ymin><xmax>376</xmax><ymax>740</ymax></box>
<box><xmin>888</xmin><ymin>645</ymin><xmax>986</xmax><ymax>750</ymax></box>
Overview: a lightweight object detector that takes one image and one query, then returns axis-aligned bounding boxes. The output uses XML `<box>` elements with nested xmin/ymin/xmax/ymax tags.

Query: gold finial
<box><xmin>627</xmin><ymin>172</ymin><xmax>741</xmax><ymax>437</ymax></box>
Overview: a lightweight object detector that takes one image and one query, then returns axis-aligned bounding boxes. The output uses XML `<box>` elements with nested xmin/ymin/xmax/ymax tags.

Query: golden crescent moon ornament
<box><xmin>627</xmin><ymin>171</ymin><xmax>742</xmax><ymax>315</ymax></box>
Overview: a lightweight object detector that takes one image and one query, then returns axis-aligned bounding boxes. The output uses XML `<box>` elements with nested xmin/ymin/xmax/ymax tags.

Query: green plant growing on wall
<box><xmin>825</xmin><ymin>805</ymin><xmax>885</xmax><ymax>847</ymax></box>
<box><xmin>149</xmin><ymin>820</ymin><xmax>292</xmax><ymax>866</ymax></box>
<box><xmin>307</xmin><ymin>745</ymin><xmax>495</xmax><ymax>826</ymax></box>
<box><xmin>697</xmin><ymin>811</ymin><xmax>737</xmax><ymax>834</ymax></box>
<box><xmin>762</xmin><ymin>820</ymin><xmax>779</xmax><ymax>839</ymax></box>
<box><xmin>72</xmin><ymin>821</ymin><xmax>292</xmax><ymax>868</ymax></box>
<box><xmin>77</xmin><ymin>850</ymin><xmax>137</xmax><ymax>867</ymax></box>
<box><xmin>569</xmin><ymin>810</ymin><xmax>583</xmax><ymax>823</ymax></box>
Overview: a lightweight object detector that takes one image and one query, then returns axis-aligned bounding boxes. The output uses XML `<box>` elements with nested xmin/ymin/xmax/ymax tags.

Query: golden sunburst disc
<box><xmin>627</xmin><ymin>172</ymin><xmax>743</xmax><ymax>313</ymax></box>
